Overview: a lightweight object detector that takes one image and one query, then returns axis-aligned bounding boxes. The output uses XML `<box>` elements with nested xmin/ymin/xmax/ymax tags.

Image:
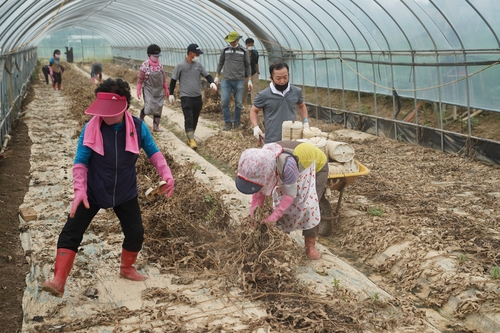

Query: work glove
<box><xmin>248</xmin><ymin>80</ymin><xmax>253</xmax><ymax>91</ymax></box>
<box><xmin>303</xmin><ymin>121</ymin><xmax>310</xmax><ymax>129</ymax></box>
<box><xmin>253</xmin><ymin>126</ymin><xmax>264</xmax><ymax>141</ymax></box>
<box><xmin>265</xmin><ymin>195</ymin><xmax>294</xmax><ymax>223</ymax></box>
<box><xmin>210</xmin><ymin>82</ymin><xmax>217</xmax><ymax>92</ymax></box>
<box><xmin>136</xmin><ymin>83</ymin><xmax>142</xmax><ymax>100</ymax></box>
<box><xmin>91</xmin><ymin>77</ymin><xmax>95</xmax><ymax>83</ymax></box>
<box><xmin>169</xmin><ymin>95</ymin><xmax>175</xmax><ymax>104</ymax></box>
<box><xmin>214</xmin><ymin>76</ymin><xmax>219</xmax><ymax>85</ymax></box>
<box><xmin>250</xmin><ymin>192</ymin><xmax>266</xmax><ymax>218</ymax></box>
<box><xmin>70</xmin><ymin>164</ymin><xmax>90</xmax><ymax>218</ymax></box>
<box><xmin>149</xmin><ymin>152</ymin><xmax>175</xmax><ymax>197</ymax></box>
<box><xmin>163</xmin><ymin>82</ymin><xmax>170</xmax><ymax>98</ymax></box>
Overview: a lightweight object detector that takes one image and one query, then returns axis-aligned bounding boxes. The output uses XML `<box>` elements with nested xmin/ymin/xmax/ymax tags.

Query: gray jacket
<box><xmin>216</xmin><ymin>45</ymin><xmax>251</xmax><ymax>81</ymax></box>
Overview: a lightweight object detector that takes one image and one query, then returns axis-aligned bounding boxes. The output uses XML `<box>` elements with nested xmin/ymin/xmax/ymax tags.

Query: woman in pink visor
<box><xmin>42</xmin><ymin>78</ymin><xmax>175</xmax><ymax>298</ymax></box>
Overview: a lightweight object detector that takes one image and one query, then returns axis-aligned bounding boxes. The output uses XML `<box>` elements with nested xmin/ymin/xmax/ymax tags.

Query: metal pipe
<box><xmin>0</xmin><ymin>134</ymin><xmax>12</xmax><ymax>154</ymax></box>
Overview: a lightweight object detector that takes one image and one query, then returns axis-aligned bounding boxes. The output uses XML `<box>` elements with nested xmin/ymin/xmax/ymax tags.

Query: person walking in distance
<box><xmin>49</xmin><ymin>49</ymin><xmax>63</xmax><ymax>90</ymax></box>
<box><xmin>137</xmin><ymin>44</ymin><xmax>170</xmax><ymax>132</ymax></box>
<box><xmin>250</xmin><ymin>62</ymin><xmax>309</xmax><ymax>144</ymax></box>
<box><xmin>41</xmin><ymin>78</ymin><xmax>175</xmax><ymax>298</ymax></box>
<box><xmin>169</xmin><ymin>44</ymin><xmax>217</xmax><ymax>150</ymax></box>
<box><xmin>42</xmin><ymin>64</ymin><xmax>51</xmax><ymax>85</ymax></box>
<box><xmin>244</xmin><ymin>38</ymin><xmax>260</xmax><ymax>105</ymax></box>
<box><xmin>214</xmin><ymin>31</ymin><xmax>252</xmax><ymax>131</ymax></box>
<box><xmin>91</xmin><ymin>62</ymin><xmax>103</xmax><ymax>83</ymax></box>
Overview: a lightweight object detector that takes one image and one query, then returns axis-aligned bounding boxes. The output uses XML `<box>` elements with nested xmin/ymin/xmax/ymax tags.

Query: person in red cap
<box><xmin>235</xmin><ymin>141</ymin><xmax>328</xmax><ymax>260</ymax></box>
<box><xmin>42</xmin><ymin>78</ymin><xmax>175</xmax><ymax>298</ymax></box>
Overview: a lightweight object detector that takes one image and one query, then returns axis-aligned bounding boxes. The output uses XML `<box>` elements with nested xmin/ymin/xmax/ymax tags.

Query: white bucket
<box><xmin>282</xmin><ymin>121</ymin><xmax>303</xmax><ymax>140</ymax></box>
<box><xmin>343</xmin><ymin>159</ymin><xmax>359</xmax><ymax>173</ymax></box>
<box><xmin>328</xmin><ymin>162</ymin><xmax>346</xmax><ymax>177</ymax></box>
<box><xmin>325</xmin><ymin>140</ymin><xmax>355</xmax><ymax>162</ymax></box>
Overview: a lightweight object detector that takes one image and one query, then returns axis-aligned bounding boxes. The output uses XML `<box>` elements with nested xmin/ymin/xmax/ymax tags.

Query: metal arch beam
<box><xmin>373</xmin><ymin>0</ymin><xmax>413</xmax><ymax>51</ymax></box>
<box><xmin>1</xmin><ymin>1</ymin><xmax>63</xmax><ymax>52</ymax></box>
<box><xmin>209</xmin><ymin>0</ymin><xmax>286</xmax><ymax>63</ymax></box>
<box><xmin>325</xmin><ymin>0</ymin><xmax>370</xmax><ymax>51</ymax></box>
<box><xmin>348</xmin><ymin>0</ymin><xmax>393</xmax><ymax>52</ymax></box>
<box><xmin>466</xmin><ymin>0</ymin><xmax>500</xmax><ymax>48</ymax></box>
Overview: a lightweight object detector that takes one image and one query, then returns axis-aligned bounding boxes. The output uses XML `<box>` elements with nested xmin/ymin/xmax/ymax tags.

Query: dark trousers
<box><xmin>57</xmin><ymin>197</ymin><xmax>144</xmax><ymax>253</ymax></box>
<box><xmin>42</xmin><ymin>66</ymin><xmax>50</xmax><ymax>84</ymax></box>
<box><xmin>52</xmin><ymin>72</ymin><xmax>62</xmax><ymax>85</ymax></box>
<box><xmin>181</xmin><ymin>95</ymin><xmax>203</xmax><ymax>132</ymax></box>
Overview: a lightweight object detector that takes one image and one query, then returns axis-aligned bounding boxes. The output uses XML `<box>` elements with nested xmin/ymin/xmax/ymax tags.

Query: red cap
<box><xmin>85</xmin><ymin>92</ymin><xmax>128</xmax><ymax>117</ymax></box>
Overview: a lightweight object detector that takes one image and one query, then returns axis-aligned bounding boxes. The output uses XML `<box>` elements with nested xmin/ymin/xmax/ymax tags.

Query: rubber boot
<box><xmin>41</xmin><ymin>248</ymin><xmax>76</xmax><ymax>297</ymax></box>
<box><xmin>304</xmin><ymin>237</ymin><xmax>322</xmax><ymax>260</ymax></box>
<box><xmin>52</xmin><ymin>83</ymin><xmax>56</xmax><ymax>90</ymax></box>
<box><xmin>186</xmin><ymin>131</ymin><xmax>197</xmax><ymax>150</ymax></box>
<box><xmin>153</xmin><ymin>117</ymin><xmax>163</xmax><ymax>132</ymax></box>
<box><xmin>119</xmin><ymin>249</ymin><xmax>146</xmax><ymax>281</ymax></box>
<box><xmin>57</xmin><ymin>83</ymin><xmax>61</xmax><ymax>91</ymax></box>
<box><xmin>139</xmin><ymin>108</ymin><xmax>145</xmax><ymax>120</ymax></box>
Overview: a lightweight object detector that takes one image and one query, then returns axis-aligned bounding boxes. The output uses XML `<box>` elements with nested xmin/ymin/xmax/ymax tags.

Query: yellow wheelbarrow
<box><xmin>318</xmin><ymin>160</ymin><xmax>370</xmax><ymax>236</ymax></box>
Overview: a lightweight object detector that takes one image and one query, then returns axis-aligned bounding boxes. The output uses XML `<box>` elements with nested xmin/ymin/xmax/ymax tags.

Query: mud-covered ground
<box><xmin>1</xmin><ymin>61</ymin><xmax>499</xmax><ymax>332</ymax></box>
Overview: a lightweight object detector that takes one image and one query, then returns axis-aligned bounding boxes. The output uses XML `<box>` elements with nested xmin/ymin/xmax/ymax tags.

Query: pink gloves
<box><xmin>250</xmin><ymin>192</ymin><xmax>265</xmax><ymax>218</ymax></box>
<box><xmin>136</xmin><ymin>83</ymin><xmax>142</xmax><ymax>99</ymax></box>
<box><xmin>265</xmin><ymin>195</ymin><xmax>294</xmax><ymax>223</ymax></box>
<box><xmin>149</xmin><ymin>152</ymin><xmax>175</xmax><ymax>197</ymax></box>
<box><xmin>70</xmin><ymin>164</ymin><xmax>90</xmax><ymax>218</ymax></box>
<box><xmin>91</xmin><ymin>77</ymin><xmax>95</xmax><ymax>83</ymax></box>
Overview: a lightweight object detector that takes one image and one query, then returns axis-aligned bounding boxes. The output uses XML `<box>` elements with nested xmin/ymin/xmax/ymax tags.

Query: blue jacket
<box><xmin>75</xmin><ymin>117</ymin><xmax>160</xmax><ymax>208</ymax></box>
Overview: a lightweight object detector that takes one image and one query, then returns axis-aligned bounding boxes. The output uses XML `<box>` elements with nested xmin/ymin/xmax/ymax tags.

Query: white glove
<box><xmin>210</xmin><ymin>82</ymin><xmax>217</xmax><ymax>92</ymax></box>
<box><xmin>169</xmin><ymin>95</ymin><xmax>175</xmax><ymax>104</ymax></box>
<box><xmin>214</xmin><ymin>77</ymin><xmax>219</xmax><ymax>85</ymax></box>
<box><xmin>253</xmin><ymin>126</ymin><xmax>264</xmax><ymax>141</ymax></box>
<box><xmin>303</xmin><ymin>121</ymin><xmax>310</xmax><ymax>129</ymax></box>
<box><xmin>248</xmin><ymin>80</ymin><xmax>253</xmax><ymax>91</ymax></box>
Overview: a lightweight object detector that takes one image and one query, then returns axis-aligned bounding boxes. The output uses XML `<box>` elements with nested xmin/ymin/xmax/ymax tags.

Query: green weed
<box><xmin>368</xmin><ymin>207</ymin><xmax>384</xmax><ymax>217</ymax></box>
<box><xmin>491</xmin><ymin>266</ymin><xmax>500</xmax><ymax>279</ymax></box>
<box><xmin>332</xmin><ymin>278</ymin><xmax>341</xmax><ymax>288</ymax></box>
<box><xmin>456</xmin><ymin>253</ymin><xmax>468</xmax><ymax>264</ymax></box>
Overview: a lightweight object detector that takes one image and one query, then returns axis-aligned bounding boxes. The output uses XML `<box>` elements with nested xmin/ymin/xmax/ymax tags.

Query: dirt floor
<box><xmin>1</xmin><ymin>61</ymin><xmax>499</xmax><ymax>332</ymax></box>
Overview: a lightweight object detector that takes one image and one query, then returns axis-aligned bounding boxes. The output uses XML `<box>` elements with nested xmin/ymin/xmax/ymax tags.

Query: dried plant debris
<box><xmin>45</xmin><ymin>64</ymin><xmax>500</xmax><ymax>332</ymax></box>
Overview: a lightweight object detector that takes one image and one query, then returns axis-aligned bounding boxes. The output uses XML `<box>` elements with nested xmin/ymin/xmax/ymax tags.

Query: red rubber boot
<box><xmin>42</xmin><ymin>248</ymin><xmax>76</xmax><ymax>297</ymax></box>
<box><xmin>304</xmin><ymin>237</ymin><xmax>322</xmax><ymax>260</ymax></box>
<box><xmin>119</xmin><ymin>249</ymin><xmax>146</xmax><ymax>281</ymax></box>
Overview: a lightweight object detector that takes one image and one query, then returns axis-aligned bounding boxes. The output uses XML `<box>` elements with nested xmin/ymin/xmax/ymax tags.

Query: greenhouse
<box><xmin>1</xmin><ymin>1</ymin><xmax>500</xmax><ymax>332</ymax></box>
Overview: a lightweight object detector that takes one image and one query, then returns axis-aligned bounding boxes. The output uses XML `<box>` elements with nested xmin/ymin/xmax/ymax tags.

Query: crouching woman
<box><xmin>235</xmin><ymin>141</ymin><xmax>328</xmax><ymax>260</ymax></box>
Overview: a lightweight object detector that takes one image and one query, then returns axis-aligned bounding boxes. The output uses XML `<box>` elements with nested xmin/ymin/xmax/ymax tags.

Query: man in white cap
<box><xmin>42</xmin><ymin>78</ymin><xmax>175</xmax><ymax>298</ymax></box>
<box><xmin>214</xmin><ymin>31</ymin><xmax>252</xmax><ymax>131</ymax></box>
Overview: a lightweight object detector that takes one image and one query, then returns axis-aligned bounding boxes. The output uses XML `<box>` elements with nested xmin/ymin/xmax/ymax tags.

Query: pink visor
<box><xmin>85</xmin><ymin>92</ymin><xmax>128</xmax><ymax>117</ymax></box>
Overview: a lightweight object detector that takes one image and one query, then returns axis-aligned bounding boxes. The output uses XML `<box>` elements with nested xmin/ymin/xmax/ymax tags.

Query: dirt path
<box><xmin>4</xmin><ymin>62</ymin><xmax>500</xmax><ymax>332</ymax></box>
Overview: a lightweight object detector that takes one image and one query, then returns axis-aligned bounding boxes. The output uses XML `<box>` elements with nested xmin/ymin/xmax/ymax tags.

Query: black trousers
<box><xmin>57</xmin><ymin>197</ymin><xmax>144</xmax><ymax>253</ymax></box>
<box><xmin>52</xmin><ymin>72</ymin><xmax>62</xmax><ymax>85</ymax></box>
<box><xmin>181</xmin><ymin>95</ymin><xmax>203</xmax><ymax>132</ymax></box>
<box><xmin>42</xmin><ymin>66</ymin><xmax>50</xmax><ymax>84</ymax></box>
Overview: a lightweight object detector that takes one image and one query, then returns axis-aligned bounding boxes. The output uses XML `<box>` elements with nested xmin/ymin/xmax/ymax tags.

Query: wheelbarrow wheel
<box><xmin>319</xmin><ymin>195</ymin><xmax>333</xmax><ymax>236</ymax></box>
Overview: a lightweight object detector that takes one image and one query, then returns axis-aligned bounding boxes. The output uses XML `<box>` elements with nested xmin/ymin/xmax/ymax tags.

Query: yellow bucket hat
<box><xmin>224</xmin><ymin>31</ymin><xmax>242</xmax><ymax>43</ymax></box>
